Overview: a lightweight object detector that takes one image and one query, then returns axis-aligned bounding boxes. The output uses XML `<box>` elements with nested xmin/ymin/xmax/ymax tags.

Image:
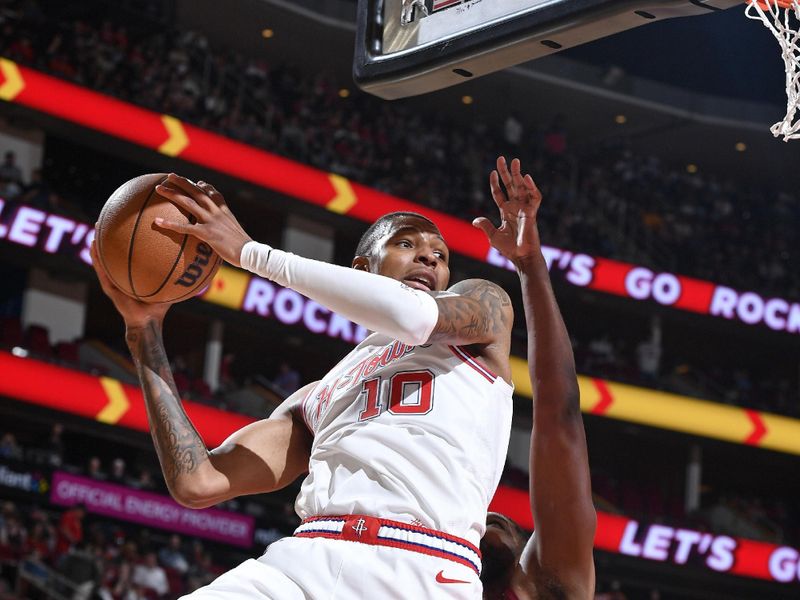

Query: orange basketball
<box><xmin>95</xmin><ymin>173</ymin><xmax>222</xmax><ymax>303</ymax></box>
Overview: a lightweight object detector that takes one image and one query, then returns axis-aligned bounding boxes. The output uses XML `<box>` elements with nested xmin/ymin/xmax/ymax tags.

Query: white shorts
<box><xmin>180</xmin><ymin>516</ymin><xmax>483</xmax><ymax>600</ymax></box>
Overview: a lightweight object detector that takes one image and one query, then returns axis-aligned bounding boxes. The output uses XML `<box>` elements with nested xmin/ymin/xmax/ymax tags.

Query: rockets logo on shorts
<box><xmin>351</xmin><ymin>518</ymin><xmax>368</xmax><ymax>537</ymax></box>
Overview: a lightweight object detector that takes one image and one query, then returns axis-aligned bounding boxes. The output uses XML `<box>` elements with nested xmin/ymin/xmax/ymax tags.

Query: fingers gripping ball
<box><xmin>95</xmin><ymin>174</ymin><xmax>222</xmax><ymax>303</ymax></box>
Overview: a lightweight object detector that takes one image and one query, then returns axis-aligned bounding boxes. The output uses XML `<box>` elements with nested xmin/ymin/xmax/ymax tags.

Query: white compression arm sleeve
<box><xmin>240</xmin><ymin>241</ymin><xmax>439</xmax><ymax>345</ymax></box>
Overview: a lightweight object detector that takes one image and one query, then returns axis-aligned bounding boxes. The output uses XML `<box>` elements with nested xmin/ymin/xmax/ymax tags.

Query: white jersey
<box><xmin>296</xmin><ymin>332</ymin><xmax>513</xmax><ymax>547</ymax></box>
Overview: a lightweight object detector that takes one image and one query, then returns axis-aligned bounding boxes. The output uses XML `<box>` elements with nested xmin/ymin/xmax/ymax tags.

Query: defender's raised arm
<box><xmin>477</xmin><ymin>157</ymin><xmax>596</xmax><ymax>599</ymax></box>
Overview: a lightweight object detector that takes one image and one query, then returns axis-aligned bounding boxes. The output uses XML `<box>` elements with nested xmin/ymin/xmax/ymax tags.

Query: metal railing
<box><xmin>16</xmin><ymin>558</ymin><xmax>79</xmax><ymax>600</ymax></box>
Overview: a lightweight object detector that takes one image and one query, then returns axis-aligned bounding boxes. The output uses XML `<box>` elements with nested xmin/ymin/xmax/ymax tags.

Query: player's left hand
<box><xmin>472</xmin><ymin>156</ymin><xmax>542</xmax><ymax>267</ymax></box>
<box><xmin>154</xmin><ymin>174</ymin><xmax>252</xmax><ymax>267</ymax></box>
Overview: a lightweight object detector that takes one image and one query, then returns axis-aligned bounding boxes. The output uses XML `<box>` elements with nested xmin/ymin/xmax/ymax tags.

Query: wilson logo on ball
<box><xmin>175</xmin><ymin>243</ymin><xmax>214</xmax><ymax>287</ymax></box>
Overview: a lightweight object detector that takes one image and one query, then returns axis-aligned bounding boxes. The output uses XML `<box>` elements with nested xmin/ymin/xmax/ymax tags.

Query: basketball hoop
<box><xmin>745</xmin><ymin>0</ymin><xmax>800</xmax><ymax>141</ymax></box>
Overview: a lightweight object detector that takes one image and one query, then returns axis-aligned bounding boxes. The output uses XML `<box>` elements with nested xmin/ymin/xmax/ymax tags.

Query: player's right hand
<box><xmin>90</xmin><ymin>241</ymin><xmax>171</xmax><ymax>329</ymax></box>
<box><xmin>153</xmin><ymin>174</ymin><xmax>253</xmax><ymax>268</ymax></box>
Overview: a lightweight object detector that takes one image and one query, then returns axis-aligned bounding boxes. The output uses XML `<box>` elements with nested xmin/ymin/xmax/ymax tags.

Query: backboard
<box><xmin>354</xmin><ymin>0</ymin><xmax>741</xmax><ymax>99</ymax></box>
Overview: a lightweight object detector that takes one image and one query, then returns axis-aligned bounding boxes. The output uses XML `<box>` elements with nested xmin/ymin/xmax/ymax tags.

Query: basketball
<box><xmin>95</xmin><ymin>173</ymin><xmax>222</xmax><ymax>304</ymax></box>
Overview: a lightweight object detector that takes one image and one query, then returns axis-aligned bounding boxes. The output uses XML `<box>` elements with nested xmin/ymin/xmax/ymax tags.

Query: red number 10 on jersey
<box><xmin>358</xmin><ymin>370</ymin><xmax>435</xmax><ymax>420</ymax></box>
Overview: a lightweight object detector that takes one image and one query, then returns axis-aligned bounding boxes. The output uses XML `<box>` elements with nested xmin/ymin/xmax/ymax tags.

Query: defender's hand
<box><xmin>154</xmin><ymin>174</ymin><xmax>253</xmax><ymax>267</ymax></box>
<box><xmin>472</xmin><ymin>156</ymin><xmax>542</xmax><ymax>267</ymax></box>
<box><xmin>90</xmin><ymin>242</ymin><xmax>171</xmax><ymax>329</ymax></box>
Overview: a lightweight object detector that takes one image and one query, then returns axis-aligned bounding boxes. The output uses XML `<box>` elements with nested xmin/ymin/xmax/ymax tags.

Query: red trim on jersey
<box><xmin>455</xmin><ymin>346</ymin><xmax>498</xmax><ymax>378</ymax></box>
<box><xmin>299</xmin><ymin>386</ymin><xmax>316</xmax><ymax>433</ymax></box>
<box><xmin>448</xmin><ymin>345</ymin><xmax>497</xmax><ymax>383</ymax></box>
<box><xmin>297</xmin><ymin>514</ymin><xmax>481</xmax><ymax>574</ymax></box>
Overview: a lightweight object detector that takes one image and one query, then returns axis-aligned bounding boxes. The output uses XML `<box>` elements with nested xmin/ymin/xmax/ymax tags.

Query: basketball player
<box><xmin>91</xmin><ymin>161</ymin><xmax>518</xmax><ymax>598</ymax></box>
<box><xmin>474</xmin><ymin>160</ymin><xmax>596</xmax><ymax>600</ymax></box>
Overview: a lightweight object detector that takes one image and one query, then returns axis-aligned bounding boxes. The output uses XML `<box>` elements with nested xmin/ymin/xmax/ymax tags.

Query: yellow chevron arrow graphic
<box><xmin>200</xmin><ymin>265</ymin><xmax>250</xmax><ymax>310</ymax></box>
<box><xmin>326</xmin><ymin>174</ymin><xmax>357</xmax><ymax>214</ymax></box>
<box><xmin>97</xmin><ymin>377</ymin><xmax>130</xmax><ymax>424</ymax></box>
<box><xmin>0</xmin><ymin>58</ymin><xmax>25</xmax><ymax>101</ymax></box>
<box><xmin>510</xmin><ymin>361</ymin><xmax>800</xmax><ymax>455</ymax></box>
<box><xmin>158</xmin><ymin>115</ymin><xmax>189</xmax><ymax>156</ymax></box>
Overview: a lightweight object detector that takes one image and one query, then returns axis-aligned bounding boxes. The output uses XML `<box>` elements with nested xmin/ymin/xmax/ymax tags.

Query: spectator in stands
<box><xmin>0</xmin><ymin>502</ymin><xmax>11</xmax><ymax>531</ymax></box>
<box><xmin>131</xmin><ymin>467</ymin><xmax>156</xmax><ymax>491</ymax></box>
<box><xmin>27</xmin><ymin>509</ymin><xmax>56</xmax><ymax>562</ymax></box>
<box><xmin>132</xmin><ymin>551</ymin><xmax>169</xmax><ymax>598</ymax></box>
<box><xmin>26</xmin><ymin>422</ymin><xmax>66</xmax><ymax>466</ymax></box>
<box><xmin>0</xmin><ymin>174</ymin><xmax>21</xmax><ymax>200</ymax></box>
<box><xmin>188</xmin><ymin>539</ymin><xmax>205</xmax><ymax>565</ymax></box>
<box><xmin>636</xmin><ymin>319</ymin><xmax>662</xmax><ymax>386</ymax></box>
<box><xmin>0</xmin><ymin>151</ymin><xmax>23</xmax><ymax>185</ymax></box>
<box><xmin>45</xmin><ymin>422</ymin><xmax>64</xmax><ymax>467</ymax></box>
<box><xmin>56</xmin><ymin>503</ymin><xmax>85</xmax><ymax>555</ymax></box>
<box><xmin>170</xmin><ymin>355</ymin><xmax>192</xmax><ymax>396</ymax></box>
<box><xmin>256</xmin><ymin>525</ymin><xmax>285</xmax><ymax>547</ymax></box>
<box><xmin>543</xmin><ymin>114</ymin><xmax>568</xmax><ymax>157</ymax></box>
<box><xmin>504</xmin><ymin>112</ymin><xmax>524</xmax><ymax>150</ymax></box>
<box><xmin>110</xmin><ymin>457</ymin><xmax>128</xmax><ymax>485</ymax></box>
<box><xmin>0</xmin><ymin>502</ymin><xmax>27</xmax><ymax>556</ymax></box>
<box><xmin>158</xmin><ymin>534</ymin><xmax>189</xmax><ymax>575</ymax></box>
<box><xmin>108</xmin><ymin>540</ymin><xmax>140</xmax><ymax>600</ymax></box>
<box><xmin>272</xmin><ymin>360</ymin><xmax>300</xmax><ymax>396</ymax></box>
<box><xmin>20</xmin><ymin>168</ymin><xmax>60</xmax><ymax>211</ymax></box>
<box><xmin>0</xmin><ymin>433</ymin><xmax>23</xmax><ymax>460</ymax></box>
<box><xmin>587</xmin><ymin>335</ymin><xmax>616</xmax><ymax>372</ymax></box>
<box><xmin>186</xmin><ymin>552</ymin><xmax>216</xmax><ymax>593</ymax></box>
<box><xmin>87</xmin><ymin>455</ymin><xmax>107</xmax><ymax>480</ymax></box>
<box><xmin>594</xmin><ymin>580</ymin><xmax>627</xmax><ymax>600</ymax></box>
<box><xmin>732</xmin><ymin>370</ymin><xmax>754</xmax><ymax>406</ymax></box>
<box><xmin>218</xmin><ymin>352</ymin><xmax>237</xmax><ymax>392</ymax></box>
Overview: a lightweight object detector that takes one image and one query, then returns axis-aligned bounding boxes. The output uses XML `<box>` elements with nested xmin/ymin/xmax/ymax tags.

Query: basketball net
<box><xmin>745</xmin><ymin>0</ymin><xmax>800</xmax><ymax>141</ymax></box>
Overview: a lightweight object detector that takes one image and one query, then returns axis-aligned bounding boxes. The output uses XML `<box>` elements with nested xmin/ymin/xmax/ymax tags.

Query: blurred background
<box><xmin>0</xmin><ymin>0</ymin><xmax>798</xmax><ymax>598</ymax></box>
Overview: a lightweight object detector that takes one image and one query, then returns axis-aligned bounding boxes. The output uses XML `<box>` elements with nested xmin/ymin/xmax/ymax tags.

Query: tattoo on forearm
<box><xmin>127</xmin><ymin>323</ymin><xmax>207</xmax><ymax>487</ymax></box>
<box><xmin>431</xmin><ymin>280</ymin><xmax>511</xmax><ymax>342</ymax></box>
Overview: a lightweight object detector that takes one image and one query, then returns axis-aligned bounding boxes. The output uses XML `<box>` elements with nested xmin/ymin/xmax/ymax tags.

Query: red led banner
<box><xmin>489</xmin><ymin>485</ymin><xmax>800</xmax><ymax>586</ymax></box>
<box><xmin>0</xmin><ymin>351</ymin><xmax>252</xmax><ymax>447</ymax></box>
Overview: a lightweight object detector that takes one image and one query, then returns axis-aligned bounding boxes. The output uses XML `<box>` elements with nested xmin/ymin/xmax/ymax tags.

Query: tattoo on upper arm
<box><xmin>127</xmin><ymin>323</ymin><xmax>207</xmax><ymax>486</ymax></box>
<box><xmin>430</xmin><ymin>280</ymin><xmax>511</xmax><ymax>343</ymax></box>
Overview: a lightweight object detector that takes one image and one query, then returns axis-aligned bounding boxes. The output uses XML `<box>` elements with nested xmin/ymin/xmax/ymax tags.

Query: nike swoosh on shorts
<box><xmin>436</xmin><ymin>570</ymin><xmax>470</xmax><ymax>584</ymax></box>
